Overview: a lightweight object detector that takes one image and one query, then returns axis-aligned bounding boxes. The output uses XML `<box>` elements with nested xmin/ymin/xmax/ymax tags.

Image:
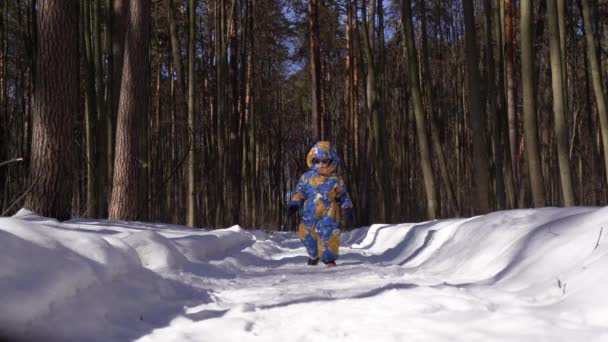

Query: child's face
<box><xmin>314</xmin><ymin>158</ymin><xmax>332</xmax><ymax>171</ymax></box>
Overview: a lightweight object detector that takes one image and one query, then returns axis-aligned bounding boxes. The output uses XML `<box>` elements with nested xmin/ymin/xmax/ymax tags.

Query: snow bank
<box><xmin>2</xmin><ymin>206</ymin><xmax>608</xmax><ymax>341</ymax></box>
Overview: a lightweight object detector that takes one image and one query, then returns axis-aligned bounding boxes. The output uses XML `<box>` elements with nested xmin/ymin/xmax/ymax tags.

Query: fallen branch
<box><xmin>0</xmin><ymin>157</ymin><xmax>24</xmax><ymax>168</ymax></box>
<box><xmin>2</xmin><ymin>176</ymin><xmax>40</xmax><ymax>216</ymax></box>
<box><xmin>594</xmin><ymin>227</ymin><xmax>604</xmax><ymax>250</ymax></box>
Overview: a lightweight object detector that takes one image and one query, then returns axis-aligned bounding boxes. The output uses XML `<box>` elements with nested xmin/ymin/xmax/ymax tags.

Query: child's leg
<box><xmin>299</xmin><ymin>223</ymin><xmax>319</xmax><ymax>259</ymax></box>
<box><xmin>318</xmin><ymin>224</ymin><xmax>340</xmax><ymax>262</ymax></box>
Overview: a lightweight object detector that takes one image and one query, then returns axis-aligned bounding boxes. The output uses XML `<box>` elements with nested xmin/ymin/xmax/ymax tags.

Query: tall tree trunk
<box><xmin>168</xmin><ymin>0</ymin><xmax>187</xmax><ymax>223</ymax></box>
<box><xmin>557</xmin><ymin>0</ymin><xmax>568</xmax><ymax>117</ymax></box>
<box><xmin>228</xmin><ymin>0</ymin><xmax>241</xmax><ymax>225</ymax></box>
<box><xmin>0</xmin><ymin>0</ymin><xmax>6</xmax><ymax>206</ymax></box>
<box><xmin>186</xmin><ymin>0</ymin><xmax>196</xmax><ymax>227</ymax></box>
<box><xmin>344</xmin><ymin>0</ymin><xmax>352</xmax><ymax>167</ymax></box>
<box><xmin>495</xmin><ymin>0</ymin><xmax>516</xmax><ymax>209</ymax></box>
<box><xmin>92</xmin><ymin>0</ymin><xmax>108</xmax><ymax>217</ymax></box>
<box><xmin>82</xmin><ymin>0</ymin><xmax>98</xmax><ymax>217</ymax></box>
<box><xmin>463</xmin><ymin>0</ymin><xmax>491</xmax><ymax>214</ymax></box>
<box><xmin>520</xmin><ymin>0</ymin><xmax>545</xmax><ymax>207</ymax></box>
<box><xmin>547</xmin><ymin>0</ymin><xmax>575</xmax><ymax>206</ymax></box>
<box><xmin>109</xmin><ymin>0</ymin><xmax>150</xmax><ymax>220</ymax></box>
<box><xmin>361</xmin><ymin>0</ymin><xmax>387</xmax><ymax>220</ymax></box>
<box><xmin>485</xmin><ymin>0</ymin><xmax>506</xmax><ymax>210</ymax></box>
<box><xmin>420</xmin><ymin>0</ymin><xmax>459</xmax><ymax>216</ymax></box>
<box><xmin>581</xmin><ymin>0</ymin><xmax>608</xmax><ymax>186</ymax></box>
<box><xmin>25</xmin><ymin>0</ymin><xmax>80</xmax><ymax>221</ymax></box>
<box><xmin>505</xmin><ymin>0</ymin><xmax>519</xmax><ymax>196</ymax></box>
<box><xmin>309</xmin><ymin>0</ymin><xmax>321</xmax><ymax>141</ymax></box>
<box><xmin>402</xmin><ymin>0</ymin><xmax>437</xmax><ymax>219</ymax></box>
<box><xmin>110</xmin><ymin>0</ymin><xmax>128</xmax><ymax>189</ymax></box>
<box><xmin>105</xmin><ymin>0</ymin><xmax>114</xmax><ymax>193</ymax></box>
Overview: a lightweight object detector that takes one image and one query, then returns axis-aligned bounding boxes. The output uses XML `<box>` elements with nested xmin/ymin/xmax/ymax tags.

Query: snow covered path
<box><xmin>3</xmin><ymin>207</ymin><xmax>608</xmax><ymax>341</ymax></box>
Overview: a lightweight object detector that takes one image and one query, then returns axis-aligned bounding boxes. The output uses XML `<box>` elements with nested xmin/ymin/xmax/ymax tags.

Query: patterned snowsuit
<box><xmin>289</xmin><ymin>141</ymin><xmax>353</xmax><ymax>263</ymax></box>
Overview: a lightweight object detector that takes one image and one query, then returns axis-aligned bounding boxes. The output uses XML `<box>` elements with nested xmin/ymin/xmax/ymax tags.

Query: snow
<box><xmin>2</xmin><ymin>207</ymin><xmax>608</xmax><ymax>341</ymax></box>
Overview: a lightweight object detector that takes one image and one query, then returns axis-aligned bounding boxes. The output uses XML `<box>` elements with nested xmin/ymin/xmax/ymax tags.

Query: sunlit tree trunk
<box><xmin>520</xmin><ymin>0</ymin><xmax>545</xmax><ymax>207</ymax></box>
<box><xmin>402</xmin><ymin>0</ymin><xmax>437</xmax><ymax>219</ymax></box>
<box><xmin>361</xmin><ymin>0</ymin><xmax>388</xmax><ymax>221</ymax></box>
<box><xmin>109</xmin><ymin>0</ymin><xmax>150</xmax><ymax>220</ymax></box>
<box><xmin>420</xmin><ymin>0</ymin><xmax>459</xmax><ymax>216</ymax></box>
<box><xmin>581</xmin><ymin>0</ymin><xmax>608</xmax><ymax>186</ymax></box>
<box><xmin>110</xmin><ymin>0</ymin><xmax>128</xmax><ymax>189</ymax></box>
<box><xmin>26</xmin><ymin>0</ymin><xmax>80</xmax><ymax>220</ymax></box>
<box><xmin>547</xmin><ymin>0</ymin><xmax>574</xmax><ymax>206</ymax></box>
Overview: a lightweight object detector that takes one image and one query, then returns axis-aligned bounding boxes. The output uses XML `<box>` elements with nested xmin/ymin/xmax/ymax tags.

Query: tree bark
<box><xmin>547</xmin><ymin>0</ymin><xmax>575</xmax><ymax>206</ymax></box>
<box><xmin>82</xmin><ymin>0</ymin><xmax>98</xmax><ymax>217</ymax></box>
<box><xmin>581</xmin><ymin>0</ymin><xmax>608</xmax><ymax>187</ymax></box>
<box><xmin>463</xmin><ymin>0</ymin><xmax>491</xmax><ymax>214</ymax></box>
<box><xmin>402</xmin><ymin>0</ymin><xmax>437</xmax><ymax>219</ymax></box>
<box><xmin>92</xmin><ymin>0</ymin><xmax>108</xmax><ymax>217</ymax></box>
<box><xmin>25</xmin><ymin>0</ymin><xmax>80</xmax><ymax>221</ymax></box>
<box><xmin>110</xmin><ymin>0</ymin><xmax>128</xmax><ymax>188</ymax></box>
<box><xmin>186</xmin><ymin>0</ymin><xmax>196</xmax><ymax>227</ymax></box>
<box><xmin>309</xmin><ymin>0</ymin><xmax>321</xmax><ymax>141</ymax></box>
<box><xmin>505</xmin><ymin>0</ymin><xmax>519</xmax><ymax>195</ymax></box>
<box><xmin>109</xmin><ymin>0</ymin><xmax>150</xmax><ymax>220</ymax></box>
<box><xmin>520</xmin><ymin>0</ymin><xmax>545</xmax><ymax>207</ymax></box>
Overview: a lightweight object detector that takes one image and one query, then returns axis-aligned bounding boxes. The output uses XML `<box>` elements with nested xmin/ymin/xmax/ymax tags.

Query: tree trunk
<box><xmin>0</xmin><ymin>0</ymin><xmax>6</xmax><ymax>206</ymax></box>
<box><xmin>463</xmin><ymin>0</ymin><xmax>491</xmax><ymax>214</ymax></box>
<box><xmin>186</xmin><ymin>0</ymin><xmax>196</xmax><ymax>227</ymax></box>
<box><xmin>228</xmin><ymin>0</ymin><xmax>241</xmax><ymax>225</ymax></box>
<box><xmin>557</xmin><ymin>0</ymin><xmax>568</xmax><ymax>121</ymax></box>
<box><xmin>82</xmin><ymin>0</ymin><xmax>98</xmax><ymax>217</ymax></box>
<box><xmin>92</xmin><ymin>0</ymin><xmax>108</xmax><ymax>217</ymax></box>
<box><xmin>495</xmin><ymin>0</ymin><xmax>516</xmax><ymax>209</ymax></box>
<box><xmin>505</xmin><ymin>0</ymin><xmax>519</xmax><ymax>195</ymax></box>
<box><xmin>420</xmin><ymin>0</ymin><xmax>459</xmax><ymax>216</ymax></box>
<box><xmin>168</xmin><ymin>0</ymin><xmax>187</xmax><ymax>223</ymax></box>
<box><xmin>109</xmin><ymin>0</ymin><xmax>150</xmax><ymax>220</ymax></box>
<box><xmin>485</xmin><ymin>0</ymin><xmax>506</xmax><ymax>210</ymax></box>
<box><xmin>402</xmin><ymin>0</ymin><xmax>437</xmax><ymax>219</ymax></box>
<box><xmin>581</xmin><ymin>0</ymin><xmax>608</xmax><ymax>187</ymax></box>
<box><xmin>361</xmin><ymin>0</ymin><xmax>387</xmax><ymax>220</ymax></box>
<box><xmin>520</xmin><ymin>0</ymin><xmax>545</xmax><ymax>207</ymax></box>
<box><xmin>25</xmin><ymin>0</ymin><xmax>79</xmax><ymax>221</ymax></box>
<box><xmin>547</xmin><ymin>0</ymin><xmax>575</xmax><ymax>206</ymax></box>
<box><xmin>309</xmin><ymin>0</ymin><xmax>321</xmax><ymax>142</ymax></box>
<box><xmin>110</xmin><ymin>0</ymin><xmax>128</xmax><ymax>189</ymax></box>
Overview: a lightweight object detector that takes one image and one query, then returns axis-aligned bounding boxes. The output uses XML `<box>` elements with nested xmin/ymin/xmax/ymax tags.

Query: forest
<box><xmin>1</xmin><ymin>0</ymin><xmax>608</xmax><ymax>229</ymax></box>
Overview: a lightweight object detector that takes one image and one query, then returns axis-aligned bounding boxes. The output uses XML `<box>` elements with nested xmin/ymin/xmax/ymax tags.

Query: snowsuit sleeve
<box><xmin>335</xmin><ymin>177</ymin><xmax>353</xmax><ymax>209</ymax></box>
<box><xmin>289</xmin><ymin>174</ymin><xmax>308</xmax><ymax>208</ymax></box>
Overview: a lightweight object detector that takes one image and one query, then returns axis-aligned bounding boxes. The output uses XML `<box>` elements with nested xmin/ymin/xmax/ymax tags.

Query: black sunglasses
<box><xmin>313</xmin><ymin>158</ymin><xmax>332</xmax><ymax>165</ymax></box>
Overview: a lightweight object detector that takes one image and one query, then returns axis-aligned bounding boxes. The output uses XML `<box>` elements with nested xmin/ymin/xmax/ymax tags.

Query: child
<box><xmin>287</xmin><ymin>141</ymin><xmax>354</xmax><ymax>267</ymax></box>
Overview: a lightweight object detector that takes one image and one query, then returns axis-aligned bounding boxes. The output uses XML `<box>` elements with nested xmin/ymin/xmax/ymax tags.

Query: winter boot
<box><xmin>324</xmin><ymin>260</ymin><xmax>337</xmax><ymax>267</ymax></box>
<box><xmin>307</xmin><ymin>257</ymin><xmax>320</xmax><ymax>266</ymax></box>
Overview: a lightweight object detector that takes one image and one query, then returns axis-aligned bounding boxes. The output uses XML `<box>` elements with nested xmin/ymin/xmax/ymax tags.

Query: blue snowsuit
<box><xmin>289</xmin><ymin>141</ymin><xmax>353</xmax><ymax>263</ymax></box>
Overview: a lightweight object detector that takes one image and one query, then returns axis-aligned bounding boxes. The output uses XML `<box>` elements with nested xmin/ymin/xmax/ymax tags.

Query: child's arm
<box><xmin>289</xmin><ymin>174</ymin><xmax>308</xmax><ymax>208</ymax></box>
<box><xmin>336</xmin><ymin>178</ymin><xmax>353</xmax><ymax>209</ymax></box>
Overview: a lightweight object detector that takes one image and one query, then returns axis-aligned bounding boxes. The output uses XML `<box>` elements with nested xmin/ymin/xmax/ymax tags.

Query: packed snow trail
<box><xmin>2</xmin><ymin>207</ymin><xmax>608</xmax><ymax>341</ymax></box>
